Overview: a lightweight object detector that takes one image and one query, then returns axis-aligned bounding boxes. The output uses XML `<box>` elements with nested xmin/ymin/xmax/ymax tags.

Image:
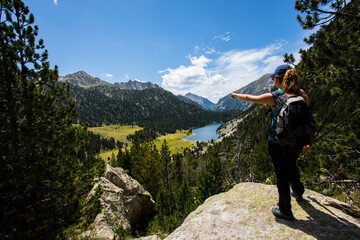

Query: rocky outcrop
<box><xmin>165</xmin><ymin>182</ymin><xmax>360</xmax><ymax>240</ymax></box>
<box><xmin>83</xmin><ymin>164</ymin><xmax>154</xmax><ymax>239</ymax></box>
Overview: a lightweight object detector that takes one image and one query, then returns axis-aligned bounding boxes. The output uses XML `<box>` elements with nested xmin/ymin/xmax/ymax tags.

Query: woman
<box><xmin>230</xmin><ymin>64</ymin><xmax>309</xmax><ymax>221</ymax></box>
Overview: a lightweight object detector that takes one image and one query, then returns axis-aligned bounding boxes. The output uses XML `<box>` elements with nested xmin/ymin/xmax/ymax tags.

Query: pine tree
<box><xmin>139</xmin><ymin>141</ymin><xmax>162</xmax><ymax>197</ymax></box>
<box><xmin>0</xmin><ymin>1</ymin><xmax>97</xmax><ymax>238</ymax></box>
<box><xmin>160</xmin><ymin>140</ymin><xmax>171</xmax><ymax>191</ymax></box>
<box><xmin>171</xmin><ymin>152</ymin><xmax>184</xmax><ymax>188</ymax></box>
<box><xmin>196</xmin><ymin>145</ymin><xmax>223</xmax><ymax>203</ymax></box>
<box><xmin>174</xmin><ymin>180</ymin><xmax>195</xmax><ymax>218</ymax></box>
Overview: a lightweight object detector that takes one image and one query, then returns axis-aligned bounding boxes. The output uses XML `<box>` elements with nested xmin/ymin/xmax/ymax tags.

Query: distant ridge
<box><xmin>176</xmin><ymin>94</ymin><xmax>202</xmax><ymax>107</ymax></box>
<box><xmin>213</xmin><ymin>74</ymin><xmax>273</xmax><ymax>111</ymax></box>
<box><xmin>114</xmin><ymin>80</ymin><xmax>161</xmax><ymax>90</ymax></box>
<box><xmin>184</xmin><ymin>93</ymin><xmax>216</xmax><ymax>110</ymax></box>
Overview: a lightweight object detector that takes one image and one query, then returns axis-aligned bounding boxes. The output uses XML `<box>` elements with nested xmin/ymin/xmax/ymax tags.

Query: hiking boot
<box><xmin>272</xmin><ymin>208</ymin><xmax>295</xmax><ymax>221</ymax></box>
<box><xmin>290</xmin><ymin>189</ymin><xmax>304</xmax><ymax>202</ymax></box>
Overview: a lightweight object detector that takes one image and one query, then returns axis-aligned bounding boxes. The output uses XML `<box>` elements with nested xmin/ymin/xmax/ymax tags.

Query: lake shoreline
<box><xmin>182</xmin><ymin>123</ymin><xmax>224</xmax><ymax>142</ymax></box>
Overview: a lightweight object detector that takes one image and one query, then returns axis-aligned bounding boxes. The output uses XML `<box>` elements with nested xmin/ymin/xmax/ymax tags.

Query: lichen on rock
<box><xmin>165</xmin><ymin>182</ymin><xmax>360</xmax><ymax>240</ymax></box>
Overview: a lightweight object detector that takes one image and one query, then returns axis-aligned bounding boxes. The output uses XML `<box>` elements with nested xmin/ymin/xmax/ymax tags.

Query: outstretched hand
<box><xmin>230</xmin><ymin>93</ymin><xmax>237</xmax><ymax>98</ymax></box>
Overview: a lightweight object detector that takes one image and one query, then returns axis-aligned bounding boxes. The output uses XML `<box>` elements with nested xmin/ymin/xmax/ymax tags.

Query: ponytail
<box><xmin>282</xmin><ymin>69</ymin><xmax>299</xmax><ymax>94</ymax></box>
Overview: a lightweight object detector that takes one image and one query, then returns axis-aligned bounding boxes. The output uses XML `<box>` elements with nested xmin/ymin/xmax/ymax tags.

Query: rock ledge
<box><xmin>165</xmin><ymin>182</ymin><xmax>360</xmax><ymax>240</ymax></box>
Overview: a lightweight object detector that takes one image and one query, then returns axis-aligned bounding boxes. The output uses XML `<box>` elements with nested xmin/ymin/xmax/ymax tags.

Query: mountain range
<box><xmin>60</xmin><ymin>71</ymin><xmax>160</xmax><ymax>90</ymax></box>
<box><xmin>60</xmin><ymin>71</ymin><xmax>274</xmax><ymax>113</ymax></box>
<box><xmin>59</xmin><ymin>71</ymin><xmax>274</xmax><ymax>133</ymax></box>
<box><xmin>59</xmin><ymin>71</ymin><xmax>239</xmax><ymax>133</ymax></box>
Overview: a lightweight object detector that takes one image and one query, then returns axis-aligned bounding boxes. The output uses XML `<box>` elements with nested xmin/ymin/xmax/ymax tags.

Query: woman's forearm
<box><xmin>231</xmin><ymin>93</ymin><xmax>251</xmax><ymax>102</ymax></box>
<box><xmin>230</xmin><ymin>92</ymin><xmax>273</xmax><ymax>105</ymax></box>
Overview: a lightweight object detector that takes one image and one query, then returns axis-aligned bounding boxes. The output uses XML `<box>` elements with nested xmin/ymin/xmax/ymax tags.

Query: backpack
<box><xmin>270</xmin><ymin>91</ymin><xmax>316</xmax><ymax>147</ymax></box>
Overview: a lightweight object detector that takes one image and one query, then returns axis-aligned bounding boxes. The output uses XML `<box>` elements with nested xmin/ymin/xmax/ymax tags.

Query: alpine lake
<box><xmin>182</xmin><ymin>123</ymin><xmax>224</xmax><ymax>142</ymax></box>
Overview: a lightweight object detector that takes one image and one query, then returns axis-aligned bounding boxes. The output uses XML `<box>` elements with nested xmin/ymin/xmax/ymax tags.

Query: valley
<box><xmin>89</xmin><ymin>124</ymin><xmax>197</xmax><ymax>160</ymax></box>
<box><xmin>63</xmin><ymin>72</ymin><xmax>240</xmax><ymax>133</ymax></box>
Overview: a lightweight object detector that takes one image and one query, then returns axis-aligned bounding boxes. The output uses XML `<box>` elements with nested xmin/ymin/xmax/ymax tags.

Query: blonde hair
<box><xmin>281</xmin><ymin>69</ymin><xmax>299</xmax><ymax>94</ymax></box>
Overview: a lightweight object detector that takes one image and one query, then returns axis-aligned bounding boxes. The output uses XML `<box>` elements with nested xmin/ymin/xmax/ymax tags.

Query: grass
<box><xmin>90</xmin><ymin>125</ymin><xmax>197</xmax><ymax>160</ymax></box>
<box><xmin>88</xmin><ymin>124</ymin><xmax>143</xmax><ymax>144</ymax></box>
<box><xmin>99</xmin><ymin>149</ymin><xmax>119</xmax><ymax>161</ymax></box>
<box><xmin>154</xmin><ymin>130</ymin><xmax>196</xmax><ymax>155</ymax></box>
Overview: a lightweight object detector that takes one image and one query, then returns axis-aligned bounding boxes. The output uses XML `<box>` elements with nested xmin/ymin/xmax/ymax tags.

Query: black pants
<box><xmin>268</xmin><ymin>141</ymin><xmax>304</xmax><ymax>215</ymax></box>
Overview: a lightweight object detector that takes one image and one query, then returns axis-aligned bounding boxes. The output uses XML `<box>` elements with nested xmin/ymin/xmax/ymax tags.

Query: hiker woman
<box><xmin>230</xmin><ymin>65</ymin><xmax>309</xmax><ymax>221</ymax></box>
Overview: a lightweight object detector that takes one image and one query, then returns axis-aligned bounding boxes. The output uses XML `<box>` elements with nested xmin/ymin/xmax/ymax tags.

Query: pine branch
<box><xmin>315</xmin><ymin>7</ymin><xmax>360</xmax><ymax>19</ymax></box>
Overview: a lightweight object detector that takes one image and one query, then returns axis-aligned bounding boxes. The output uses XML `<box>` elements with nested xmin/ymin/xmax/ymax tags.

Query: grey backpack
<box><xmin>271</xmin><ymin>91</ymin><xmax>316</xmax><ymax>147</ymax></box>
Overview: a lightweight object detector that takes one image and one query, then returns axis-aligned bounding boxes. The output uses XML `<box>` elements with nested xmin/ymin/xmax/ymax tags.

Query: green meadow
<box><xmin>88</xmin><ymin>124</ymin><xmax>143</xmax><ymax>144</ymax></box>
<box><xmin>88</xmin><ymin>125</ymin><xmax>196</xmax><ymax>160</ymax></box>
<box><xmin>154</xmin><ymin>130</ymin><xmax>196</xmax><ymax>154</ymax></box>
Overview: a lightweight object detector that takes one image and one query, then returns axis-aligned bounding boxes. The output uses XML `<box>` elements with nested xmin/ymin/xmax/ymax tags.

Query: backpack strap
<box><xmin>271</xmin><ymin>90</ymin><xmax>291</xmax><ymax>112</ymax></box>
<box><xmin>270</xmin><ymin>90</ymin><xmax>284</xmax><ymax>108</ymax></box>
<box><xmin>270</xmin><ymin>90</ymin><xmax>283</xmax><ymax>100</ymax></box>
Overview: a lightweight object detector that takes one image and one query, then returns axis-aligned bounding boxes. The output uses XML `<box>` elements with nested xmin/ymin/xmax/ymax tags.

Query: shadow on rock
<box><xmin>276</xmin><ymin>196</ymin><xmax>360</xmax><ymax>240</ymax></box>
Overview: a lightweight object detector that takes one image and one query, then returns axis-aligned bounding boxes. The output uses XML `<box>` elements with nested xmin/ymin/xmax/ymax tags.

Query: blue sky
<box><xmin>25</xmin><ymin>0</ymin><xmax>312</xmax><ymax>103</ymax></box>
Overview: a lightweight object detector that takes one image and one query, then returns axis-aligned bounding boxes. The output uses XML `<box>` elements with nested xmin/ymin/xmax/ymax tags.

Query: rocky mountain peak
<box><xmin>184</xmin><ymin>92</ymin><xmax>215</xmax><ymax>110</ymax></box>
<box><xmin>59</xmin><ymin>71</ymin><xmax>111</xmax><ymax>88</ymax></box>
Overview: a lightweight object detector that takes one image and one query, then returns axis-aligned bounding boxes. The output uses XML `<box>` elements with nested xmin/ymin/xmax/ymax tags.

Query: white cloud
<box><xmin>213</xmin><ymin>31</ymin><xmax>231</xmax><ymax>42</ymax></box>
<box><xmin>54</xmin><ymin>0</ymin><xmax>58</xmax><ymax>5</ymax></box>
<box><xmin>100</xmin><ymin>73</ymin><xmax>115</xmax><ymax>81</ymax></box>
<box><xmin>204</xmin><ymin>47</ymin><xmax>216</xmax><ymax>54</ymax></box>
<box><xmin>104</xmin><ymin>73</ymin><xmax>114</xmax><ymax>78</ymax></box>
<box><xmin>161</xmin><ymin>65</ymin><xmax>208</xmax><ymax>89</ymax></box>
<box><xmin>190</xmin><ymin>55</ymin><xmax>212</xmax><ymax>67</ymax></box>
<box><xmin>160</xmin><ymin>42</ymin><xmax>287</xmax><ymax>103</ymax></box>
